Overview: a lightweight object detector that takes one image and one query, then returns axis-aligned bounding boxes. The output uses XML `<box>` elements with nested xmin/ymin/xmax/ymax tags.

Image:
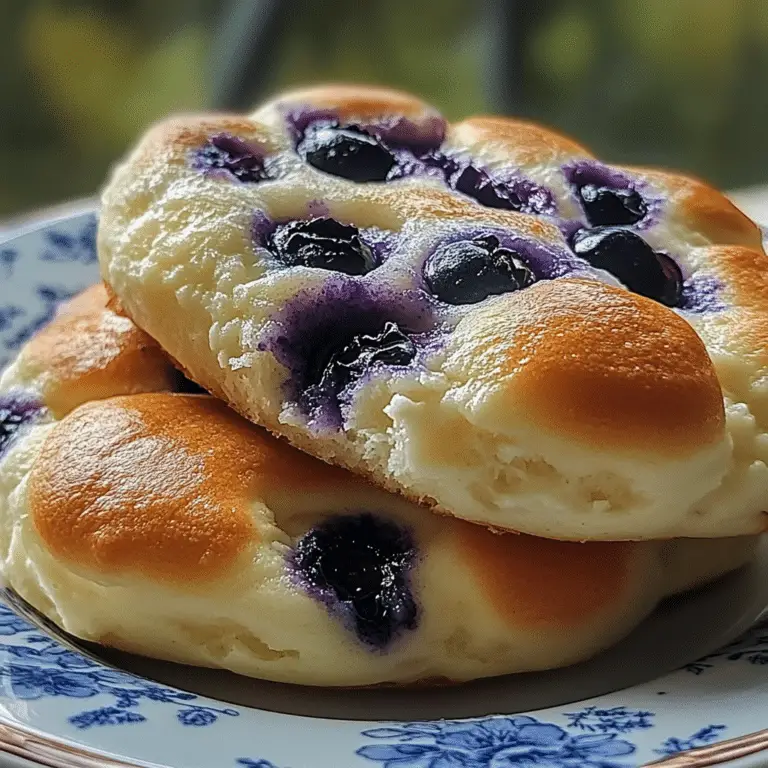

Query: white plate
<box><xmin>1</xmin><ymin>212</ymin><xmax>768</xmax><ymax>768</ymax></box>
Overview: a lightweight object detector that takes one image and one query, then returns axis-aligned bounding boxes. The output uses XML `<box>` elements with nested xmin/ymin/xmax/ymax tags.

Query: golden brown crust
<box><xmin>704</xmin><ymin>246</ymin><xmax>768</xmax><ymax>371</ymax></box>
<box><xmin>622</xmin><ymin>165</ymin><xmax>763</xmax><ymax>249</ymax></box>
<box><xmin>128</xmin><ymin>115</ymin><xmax>277</xmax><ymax>177</ymax></box>
<box><xmin>29</xmin><ymin>395</ymin><xmax>260</xmax><ymax>584</ymax></box>
<box><xmin>22</xmin><ymin>284</ymin><xmax>176</xmax><ymax>417</ymax></box>
<box><xmin>28</xmin><ymin>393</ymin><xmax>371</xmax><ymax>586</ymax></box>
<box><xmin>263</xmin><ymin>83</ymin><xmax>437</xmax><ymax>122</ymax></box>
<box><xmin>455</xmin><ymin>521</ymin><xmax>632</xmax><ymax>626</ymax></box>
<box><xmin>451</xmin><ymin>116</ymin><xmax>593</xmax><ymax>165</ymax></box>
<box><xmin>458</xmin><ymin>279</ymin><xmax>724</xmax><ymax>454</ymax></box>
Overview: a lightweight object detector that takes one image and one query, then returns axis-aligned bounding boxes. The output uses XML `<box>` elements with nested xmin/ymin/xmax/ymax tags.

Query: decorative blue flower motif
<box><xmin>0</xmin><ymin>248</ymin><xmax>17</xmax><ymax>276</ymax></box>
<box><xmin>0</xmin><ymin>305</ymin><xmax>23</xmax><ymax>332</ymax></box>
<box><xmin>565</xmin><ymin>706</ymin><xmax>654</xmax><ymax>734</ymax></box>
<box><xmin>0</xmin><ymin>609</ymin><xmax>35</xmax><ymax>636</ymax></box>
<box><xmin>8</xmin><ymin>663</ymin><xmax>104</xmax><ymax>699</ymax></box>
<box><xmin>69</xmin><ymin>707</ymin><xmax>147</xmax><ymax>729</ymax></box>
<box><xmin>4</xmin><ymin>285</ymin><xmax>79</xmax><ymax>351</ymax></box>
<box><xmin>654</xmin><ymin>725</ymin><xmax>726</xmax><ymax>757</ymax></box>
<box><xmin>5</xmin><ymin>639</ymin><xmax>100</xmax><ymax>669</ymax></box>
<box><xmin>358</xmin><ymin>716</ymin><xmax>636</xmax><ymax>768</ymax></box>
<box><xmin>179</xmin><ymin>708</ymin><xmax>219</xmax><ymax>727</ymax></box>
<box><xmin>0</xmin><ymin>604</ymin><xmax>240</xmax><ymax>730</ymax></box>
<box><xmin>178</xmin><ymin>705</ymin><xmax>240</xmax><ymax>727</ymax></box>
<box><xmin>40</xmin><ymin>220</ymin><xmax>97</xmax><ymax>265</ymax></box>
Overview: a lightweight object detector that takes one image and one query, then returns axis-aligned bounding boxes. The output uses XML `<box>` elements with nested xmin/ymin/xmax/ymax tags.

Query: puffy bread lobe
<box><xmin>99</xmin><ymin>83</ymin><xmax>767</xmax><ymax>540</ymax></box>
<box><xmin>251</xmin><ymin>83</ymin><xmax>446</xmax><ymax>146</ymax></box>
<box><xmin>449</xmin><ymin>117</ymin><xmax>593</xmax><ymax>168</ymax></box>
<box><xmin>619</xmin><ymin>166</ymin><xmax>763</xmax><ymax>250</ymax></box>
<box><xmin>0</xmin><ymin>291</ymin><xmax>759</xmax><ymax>685</ymax></box>
<box><xmin>444</xmin><ymin>279</ymin><xmax>724</xmax><ymax>455</ymax></box>
<box><xmin>373</xmin><ymin>278</ymin><xmax>733</xmax><ymax>540</ymax></box>
<box><xmin>0</xmin><ymin>390</ymin><xmax>756</xmax><ymax>686</ymax></box>
<box><xmin>0</xmin><ymin>284</ymin><xmax>178</xmax><ymax>419</ymax></box>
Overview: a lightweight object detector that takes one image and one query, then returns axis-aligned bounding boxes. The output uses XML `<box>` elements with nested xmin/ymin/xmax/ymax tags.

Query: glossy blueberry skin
<box><xmin>452</xmin><ymin>165</ymin><xmax>526</xmax><ymax>211</ymax></box>
<box><xmin>578</xmin><ymin>184</ymin><xmax>647</xmax><ymax>226</ymax></box>
<box><xmin>292</xmin><ymin>513</ymin><xmax>418</xmax><ymax>648</ymax></box>
<box><xmin>315</xmin><ymin>322</ymin><xmax>416</xmax><ymax>394</ymax></box>
<box><xmin>298</xmin><ymin>123</ymin><xmax>396</xmax><ymax>182</ymax></box>
<box><xmin>424</xmin><ymin>235</ymin><xmax>536</xmax><ymax>305</ymax></box>
<box><xmin>571</xmin><ymin>227</ymin><xmax>683</xmax><ymax>307</ymax></box>
<box><xmin>268</xmin><ymin>218</ymin><xmax>376</xmax><ymax>275</ymax></box>
<box><xmin>194</xmin><ymin>134</ymin><xmax>270</xmax><ymax>183</ymax></box>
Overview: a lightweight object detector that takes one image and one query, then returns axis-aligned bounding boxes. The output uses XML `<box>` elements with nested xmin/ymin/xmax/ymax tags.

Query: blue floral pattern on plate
<box><xmin>1</xmin><ymin>211</ymin><xmax>768</xmax><ymax>767</ymax></box>
<box><xmin>0</xmin><ymin>215</ymin><xmax>96</xmax><ymax>370</ymax></box>
<box><xmin>357</xmin><ymin>718</ymin><xmax>637</xmax><ymax>767</ymax></box>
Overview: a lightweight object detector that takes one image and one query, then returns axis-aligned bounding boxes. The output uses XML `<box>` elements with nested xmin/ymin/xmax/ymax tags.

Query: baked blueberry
<box><xmin>293</xmin><ymin>513</ymin><xmax>417</xmax><ymax>648</ymax></box>
<box><xmin>452</xmin><ymin>165</ymin><xmax>525</xmax><ymax>211</ymax></box>
<box><xmin>318</xmin><ymin>322</ymin><xmax>416</xmax><ymax>393</ymax></box>
<box><xmin>195</xmin><ymin>134</ymin><xmax>269</xmax><ymax>183</ymax></box>
<box><xmin>571</xmin><ymin>227</ymin><xmax>682</xmax><ymax>307</ymax></box>
<box><xmin>298</xmin><ymin>123</ymin><xmax>396</xmax><ymax>182</ymax></box>
<box><xmin>424</xmin><ymin>235</ymin><xmax>535</xmax><ymax>305</ymax></box>
<box><xmin>269</xmin><ymin>218</ymin><xmax>376</xmax><ymax>275</ymax></box>
<box><xmin>578</xmin><ymin>184</ymin><xmax>647</xmax><ymax>226</ymax></box>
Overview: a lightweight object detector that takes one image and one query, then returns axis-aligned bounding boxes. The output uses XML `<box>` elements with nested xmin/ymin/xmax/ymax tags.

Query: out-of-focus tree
<box><xmin>2</xmin><ymin>0</ymin><xmax>768</xmax><ymax>216</ymax></box>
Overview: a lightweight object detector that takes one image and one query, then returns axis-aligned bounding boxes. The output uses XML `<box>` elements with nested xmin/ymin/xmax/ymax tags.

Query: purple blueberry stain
<box><xmin>290</xmin><ymin>513</ymin><xmax>418</xmax><ymax>649</ymax></box>
<box><xmin>442</xmin><ymin>159</ymin><xmax>556</xmax><ymax>216</ymax></box>
<box><xmin>558</xmin><ymin>218</ymin><xmax>585</xmax><ymax>243</ymax></box>
<box><xmin>306</xmin><ymin>199</ymin><xmax>331</xmax><ymax>218</ymax></box>
<box><xmin>284</xmin><ymin>106</ymin><xmax>446</xmax><ymax>152</ymax></box>
<box><xmin>563</xmin><ymin>160</ymin><xmax>662</xmax><ymax>229</ymax></box>
<box><xmin>0</xmin><ymin>391</ymin><xmax>44</xmax><ymax>458</ymax></box>
<box><xmin>679</xmin><ymin>274</ymin><xmax>726</xmax><ymax>313</ymax></box>
<box><xmin>190</xmin><ymin>133</ymin><xmax>272</xmax><ymax>183</ymax></box>
<box><xmin>258</xmin><ymin>276</ymin><xmax>436</xmax><ymax>430</ymax></box>
<box><xmin>286</xmin><ymin>105</ymin><xmax>557</xmax><ymax>214</ymax></box>
<box><xmin>251</xmin><ymin>210</ymin><xmax>277</xmax><ymax>244</ymax></box>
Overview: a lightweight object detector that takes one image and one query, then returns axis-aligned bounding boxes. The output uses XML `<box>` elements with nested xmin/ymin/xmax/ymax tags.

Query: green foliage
<box><xmin>2</xmin><ymin>0</ymin><xmax>768</xmax><ymax>217</ymax></box>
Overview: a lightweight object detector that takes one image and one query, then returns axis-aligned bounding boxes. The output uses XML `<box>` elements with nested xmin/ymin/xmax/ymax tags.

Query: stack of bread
<box><xmin>0</xmin><ymin>85</ymin><xmax>765</xmax><ymax>687</ymax></box>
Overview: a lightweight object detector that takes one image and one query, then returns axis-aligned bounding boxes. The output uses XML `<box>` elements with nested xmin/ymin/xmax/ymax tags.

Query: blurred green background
<box><xmin>2</xmin><ymin>0</ymin><xmax>768</xmax><ymax>217</ymax></box>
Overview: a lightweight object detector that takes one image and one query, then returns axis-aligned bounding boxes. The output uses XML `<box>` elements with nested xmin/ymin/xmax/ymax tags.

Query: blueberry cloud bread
<box><xmin>98</xmin><ymin>84</ymin><xmax>768</xmax><ymax>541</ymax></box>
<box><xmin>0</xmin><ymin>286</ymin><xmax>757</xmax><ymax>686</ymax></box>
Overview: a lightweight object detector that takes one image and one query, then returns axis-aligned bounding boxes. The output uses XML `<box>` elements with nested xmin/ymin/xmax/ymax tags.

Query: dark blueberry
<box><xmin>452</xmin><ymin>165</ymin><xmax>524</xmax><ymax>211</ymax></box>
<box><xmin>293</xmin><ymin>514</ymin><xmax>417</xmax><ymax>648</ymax></box>
<box><xmin>571</xmin><ymin>227</ymin><xmax>683</xmax><ymax>307</ymax></box>
<box><xmin>578</xmin><ymin>184</ymin><xmax>648</xmax><ymax>226</ymax></box>
<box><xmin>316</xmin><ymin>321</ymin><xmax>416</xmax><ymax>393</ymax></box>
<box><xmin>424</xmin><ymin>235</ymin><xmax>535</xmax><ymax>305</ymax></box>
<box><xmin>268</xmin><ymin>218</ymin><xmax>376</xmax><ymax>275</ymax></box>
<box><xmin>196</xmin><ymin>134</ymin><xmax>269</xmax><ymax>183</ymax></box>
<box><xmin>0</xmin><ymin>395</ymin><xmax>41</xmax><ymax>457</ymax></box>
<box><xmin>298</xmin><ymin>123</ymin><xmax>396</xmax><ymax>182</ymax></box>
